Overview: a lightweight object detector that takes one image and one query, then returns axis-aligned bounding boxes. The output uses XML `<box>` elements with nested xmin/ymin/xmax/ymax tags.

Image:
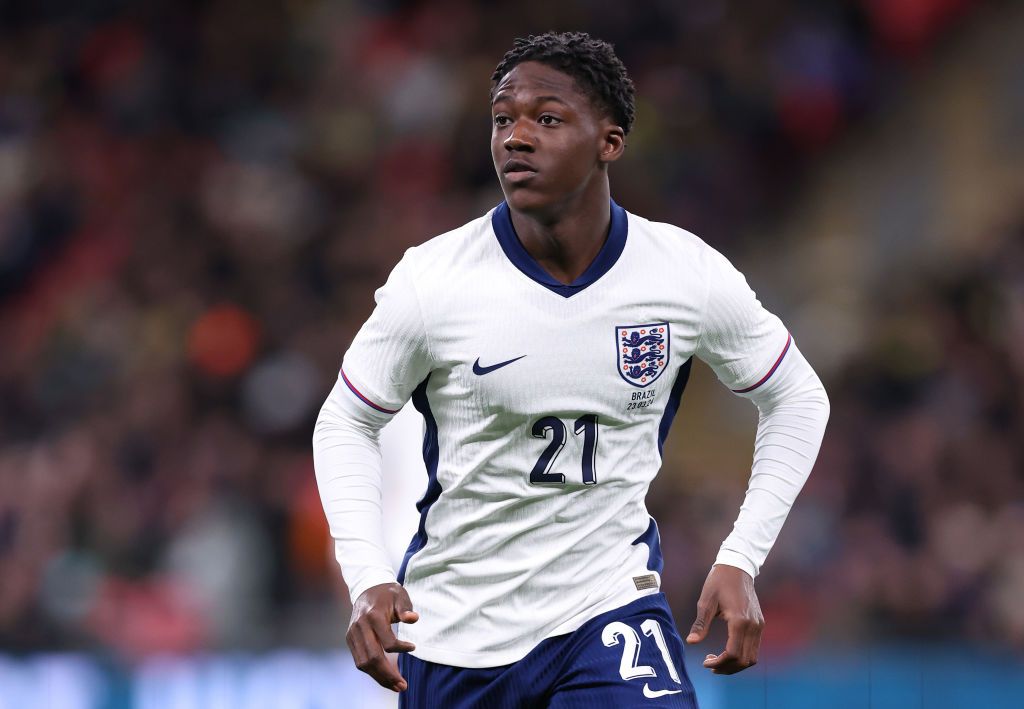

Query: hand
<box><xmin>346</xmin><ymin>582</ymin><xmax>420</xmax><ymax>692</ymax></box>
<box><xmin>685</xmin><ymin>564</ymin><xmax>764</xmax><ymax>674</ymax></box>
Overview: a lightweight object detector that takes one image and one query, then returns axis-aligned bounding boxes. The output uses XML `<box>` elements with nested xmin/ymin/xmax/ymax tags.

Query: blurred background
<box><xmin>1</xmin><ymin>0</ymin><xmax>1023</xmax><ymax>707</ymax></box>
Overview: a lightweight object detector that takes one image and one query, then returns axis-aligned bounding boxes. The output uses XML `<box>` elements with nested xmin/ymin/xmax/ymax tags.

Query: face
<box><xmin>490</xmin><ymin>61</ymin><xmax>625</xmax><ymax>214</ymax></box>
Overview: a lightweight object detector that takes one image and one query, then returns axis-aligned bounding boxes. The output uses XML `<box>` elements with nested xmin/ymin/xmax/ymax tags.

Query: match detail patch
<box><xmin>633</xmin><ymin>574</ymin><xmax>659</xmax><ymax>591</ymax></box>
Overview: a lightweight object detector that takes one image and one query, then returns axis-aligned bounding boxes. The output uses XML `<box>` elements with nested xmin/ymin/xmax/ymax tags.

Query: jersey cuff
<box><xmin>345</xmin><ymin>568</ymin><xmax>400</xmax><ymax>604</ymax></box>
<box><xmin>340</xmin><ymin>369</ymin><xmax>399</xmax><ymax>415</ymax></box>
<box><xmin>714</xmin><ymin>549</ymin><xmax>759</xmax><ymax>579</ymax></box>
<box><xmin>731</xmin><ymin>332</ymin><xmax>792</xmax><ymax>394</ymax></box>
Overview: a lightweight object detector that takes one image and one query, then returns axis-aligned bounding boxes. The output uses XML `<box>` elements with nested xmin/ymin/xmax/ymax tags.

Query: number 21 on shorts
<box><xmin>602</xmin><ymin>619</ymin><xmax>683</xmax><ymax>697</ymax></box>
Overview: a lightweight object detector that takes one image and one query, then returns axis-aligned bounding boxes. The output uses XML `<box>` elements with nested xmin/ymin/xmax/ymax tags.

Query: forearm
<box><xmin>313</xmin><ymin>377</ymin><xmax>398</xmax><ymax>601</ymax></box>
<box><xmin>715</xmin><ymin>343</ymin><xmax>829</xmax><ymax>577</ymax></box>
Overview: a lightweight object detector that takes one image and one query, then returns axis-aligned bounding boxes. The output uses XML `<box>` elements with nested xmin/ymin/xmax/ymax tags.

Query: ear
<box><xmin>598</xmin><ymin>124</ymin><xmax>626</xmax><ymax>165</ymax></box>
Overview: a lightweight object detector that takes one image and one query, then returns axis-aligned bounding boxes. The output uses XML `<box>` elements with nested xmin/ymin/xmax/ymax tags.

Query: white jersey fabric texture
<box><xmin>313</xmin><ymin>201</ymin><xmax>829</xmax><ymax>668</ymax></box>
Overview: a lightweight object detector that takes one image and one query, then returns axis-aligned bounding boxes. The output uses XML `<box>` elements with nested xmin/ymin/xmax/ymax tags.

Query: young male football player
<box><xmin>313</xmin><ymin>32</ymin><xmax>829</xmax><ymax>708</ymax></box>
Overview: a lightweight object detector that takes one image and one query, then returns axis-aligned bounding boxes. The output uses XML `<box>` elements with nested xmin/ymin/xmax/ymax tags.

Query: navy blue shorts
<box><xmin>398</xmin><ymin>593</ymin><xmax>699</xmax><ymax>708</ymax></box>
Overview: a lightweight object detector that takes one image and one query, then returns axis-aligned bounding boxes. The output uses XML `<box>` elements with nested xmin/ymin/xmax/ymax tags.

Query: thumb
<box><xmin>686</xmin><ymin>600</ymin><xmax>715</xmax><ymax>644</ymax></box>
<box><xmin>395</xmin><ymin>590</ymin><xmax>419</xmax><ymax>624</ymax></box>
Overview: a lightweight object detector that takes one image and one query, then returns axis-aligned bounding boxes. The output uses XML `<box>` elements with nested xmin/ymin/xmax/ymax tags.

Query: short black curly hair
<box><xmin>491</xmin><ymin>32</ymin><xmax>636</xmax><ymax>135</ymax></box>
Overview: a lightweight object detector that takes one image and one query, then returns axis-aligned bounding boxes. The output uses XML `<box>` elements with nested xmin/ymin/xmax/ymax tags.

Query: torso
<box><xmin>394</xmin><ymin>202</ymin><xmax>713</xmax><ymax>667</ymax></box>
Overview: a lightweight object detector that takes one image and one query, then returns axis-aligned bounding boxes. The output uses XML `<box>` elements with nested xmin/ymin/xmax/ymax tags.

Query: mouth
<box><xmin>502</xmin><ymin>159</ymin><xmax>537</xmax><ymax>182</ymax></box>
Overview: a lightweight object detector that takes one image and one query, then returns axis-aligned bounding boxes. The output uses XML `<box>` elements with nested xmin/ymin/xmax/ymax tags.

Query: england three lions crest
<box><xmin>616</xmin><ymin>323</ymin><xmax>669</xmax><ymax>387</ymax></box>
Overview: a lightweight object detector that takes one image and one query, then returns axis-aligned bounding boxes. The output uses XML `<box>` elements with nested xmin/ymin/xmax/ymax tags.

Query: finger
<box><xmin>361</xmin><ymin>653</ymin><xmax>407</xmax><ymax>691</ymax></box>
<box><xmin>394</xmin><ymin>591</ymin><xmax>420</xmax><ymax>624</ymax></box>
<box><xmin>740</xmin><ymin>618</ymin><xmax>763</xmax><ymax>668</ymax></box>
<box><xmin>368</xmin><ymin>611</ymin><xmax>416</xmax><ymax>654</ymax></box>
<box><xmin>350</xmin><ymin>623</ymin><xmax>408</xmax><ymax>691</ymax></box>
<box><xmin>702</xmin><ymin>649</ymin><xmax>737</xmax><ymax>668</ymax></box>
<box><xmin>704</xmin><ymin>618</ymin><xmax>752</xmax><ymax>674</ymax></box>
<box><xmin>349</xmin><ymin>623</ymin><xmax>386</xmax><ymax>677</ymax></box>
<box><xmin>686</xmin><ymin>599</ymin><xmax>716</xmax><ymax>644</ymax></box>
<box><xmin>345</xmin><ymin>626</ymin><xmax>363</xmax><ymax>667</ymax></box>
<box><xmin>702</xmin><ymin>650</ymin><xmax>740</xmax><ymax>674</ymax></box>
<box><xmin>723</xmin><ymin>615</ymin><xmax>746</xmax><ymax>659</ymax></box>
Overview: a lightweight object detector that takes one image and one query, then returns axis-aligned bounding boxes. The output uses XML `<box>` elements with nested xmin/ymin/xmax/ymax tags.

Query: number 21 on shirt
<box><xmin>529</xmin><ymin>414</ymin><xmax>599</xmax><ymax>485</ymax></box>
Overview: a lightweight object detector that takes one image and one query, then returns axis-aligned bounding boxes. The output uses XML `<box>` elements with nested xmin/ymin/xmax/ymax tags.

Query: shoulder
<box><xmin>624</xmin><ymin>210</ymin><xmax>725</xmax><ymax>277</ymax></box>
<box><xmin>400</xmin><ymin>209</ymin><xmax>496</xmax><ymax>278</ymax></box>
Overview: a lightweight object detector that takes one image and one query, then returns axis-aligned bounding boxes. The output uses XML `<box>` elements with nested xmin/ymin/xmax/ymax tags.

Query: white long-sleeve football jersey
<box><xmin>313</xmin><ymin>201</ymin><xmax>828</xmax><ymax>667</ymax></box>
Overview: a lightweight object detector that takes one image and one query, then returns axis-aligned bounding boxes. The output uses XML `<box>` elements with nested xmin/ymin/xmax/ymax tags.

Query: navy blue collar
<box><xmin>491</xmin><ymin>200</ymin><xmax>628</xmax><ymax>298</ymax></box>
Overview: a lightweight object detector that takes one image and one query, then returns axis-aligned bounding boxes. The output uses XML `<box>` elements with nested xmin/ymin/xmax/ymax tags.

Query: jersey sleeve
<box><xmin>340</xmin><ymin>252</ymin><xmax>432</xmax><ymax>414</ymax></box>
<box><xmin>313</xmin><ymin>377</ymin><xmax>396</xmax><ymax>602</ymax></box>
<box><xmin>694</xmin><ymin>247</ymin><xmax>829</xmax><ymax>579</ymax></box>
<box><xmin>711</xmin><ymin>342</ymin><xmax>829</xmax><ymax>577</ymax></box>
<box><xmin>694</xmin><ymin>247</ymin><xmax>792</xmax><ymax>394</ymax></box>
<box><xmin>314</xmin><ymin>251</ymin><xmax>432</xmax><ymax>602</ymax></box>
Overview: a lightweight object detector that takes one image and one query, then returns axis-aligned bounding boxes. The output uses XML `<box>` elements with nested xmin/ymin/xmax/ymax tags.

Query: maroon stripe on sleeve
<box><xmin>340</xmin><ymin>369</ymin><xmax>399</xmax><ymax>414</ymax></box>
<box><xmin>732</xmin><ymin>333</ymin><xmax>792</xmax><ymax>394</ymax></box>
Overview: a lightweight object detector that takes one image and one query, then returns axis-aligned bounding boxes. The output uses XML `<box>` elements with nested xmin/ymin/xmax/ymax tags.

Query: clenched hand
<box><xmin>685</xmin><ymin>564</ymin><xmax>764</xmax><ymax>674</ymax></box>
<box><xmin>347</xmin><ymin>582</ymin><xmax>420</xmax><ymax>692</ymax></box>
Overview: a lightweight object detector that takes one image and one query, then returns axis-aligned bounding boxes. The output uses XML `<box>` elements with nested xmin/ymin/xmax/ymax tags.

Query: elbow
<box><xmin>312</xmin><ymin>408</ymin><xmax>329</xmax><ymax>449</ymax></box>
<box><xmin>312</xmin><ymin>386</ymin><xmax>385</xmax><ymax>450</ymax></box>
<box><xmin>816</xmin><ymin>375</ymin><xmax>830</xmax><ymax>422</ymax></box>
<box><xmin>795</xmin><ymin>372</ymin><xmax>830</xmax><ymax>431</ymax></box>
<box><xmin>312</xmin><ymin>392</ymin><xmax>360</xmax><ymax>452</ymax></box>
<box><xmin>312</xmin><ymin>397</ymin><xmax>338</xmax><ymax>446</ymax></box>
<box><xmin>796</xmin><ymin>367</ymin><xmax>830</xmax><ymax>413</ymax></box>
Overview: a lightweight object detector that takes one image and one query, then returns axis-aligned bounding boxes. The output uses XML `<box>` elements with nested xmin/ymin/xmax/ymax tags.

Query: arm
<box><xmin>312</xmin><ymin>253</ymin><xmax>431</xmax><ymax>692</ymax></box>
<box><xmin>686</xmin><ymin>343</ymin><xmax>829</xmax><ymax>673</ymax></box>
<box><xmin>314</xmin><ymin>378</ymin><xmax>399</xmax><ymax>601</ymax></box>
<box><xmin>686</xmin><ymin>247</ymin><xmax>829</xmax><ymax>674</ymax></box>
<box><xmin>313</xmin><ymin>380</ymin><xmax>419</xmax><ymax>692</ymax></box>
<box><xmin>715</xmin><ymin>343</ymin><xmax>829</xmax><ymax>577</ymax></box>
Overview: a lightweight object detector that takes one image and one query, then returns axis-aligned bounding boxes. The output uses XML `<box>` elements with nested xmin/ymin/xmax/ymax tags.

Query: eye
<box><xmin>493</xmin><ymin>115</ymin><xmax>512</xmax><ymax>127</ymax></box>
<box><xmin>538</xmin><ymin>115</ymin><xmax>562</xmax><ymax>126</ymax></box>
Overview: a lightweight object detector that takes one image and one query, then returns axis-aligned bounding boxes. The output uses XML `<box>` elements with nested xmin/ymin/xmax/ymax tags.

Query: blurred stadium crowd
<box><xmin>2</xmin><ymin>0</ymin><xmax>1022</xmax><ymax>665</ymax></box>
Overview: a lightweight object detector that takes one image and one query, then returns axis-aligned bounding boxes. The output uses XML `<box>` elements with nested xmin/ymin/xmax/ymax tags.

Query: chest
<box><xmin>424</xmin><ymin>276</ymin><xmax>702</xmax><ymax>426</ymax></box>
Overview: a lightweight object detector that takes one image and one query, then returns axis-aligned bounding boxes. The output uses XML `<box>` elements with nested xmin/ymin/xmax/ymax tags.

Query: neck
<box><xmin>508</xmin><ymin>181</ymin><xmax>612</xmax><ymax>285</ymax></box>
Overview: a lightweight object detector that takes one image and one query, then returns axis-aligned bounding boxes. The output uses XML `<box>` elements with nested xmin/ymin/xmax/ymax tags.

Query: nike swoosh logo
<box><xmin>472</xmin><ymin>355</ymin><xmax>526</xmax><ymax>375</ymax></box>
<box><xmin>643</xmin><ymin>684</ymin><xmax>682</xmax><ymax>699</ymax></box>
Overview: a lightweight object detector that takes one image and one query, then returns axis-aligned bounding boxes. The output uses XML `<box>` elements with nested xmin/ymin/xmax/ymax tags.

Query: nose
<box><xmin>503</xmin><ymin>125</ymin><xmax>533</xmax><ymax>152</ymax></box>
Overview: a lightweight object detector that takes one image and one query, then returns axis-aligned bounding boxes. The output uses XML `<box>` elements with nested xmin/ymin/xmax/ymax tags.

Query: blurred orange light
<box><xmin>186</xmin><ymin>305</ymin><xmax>261</xmax><ymax>378</ymax></box>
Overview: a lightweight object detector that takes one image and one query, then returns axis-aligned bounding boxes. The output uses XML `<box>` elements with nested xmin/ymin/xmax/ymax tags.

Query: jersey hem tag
<box><xmin>633</xmin><ymin>574</ymin><xmax>658</xmax><ymax>591</ymax></box>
